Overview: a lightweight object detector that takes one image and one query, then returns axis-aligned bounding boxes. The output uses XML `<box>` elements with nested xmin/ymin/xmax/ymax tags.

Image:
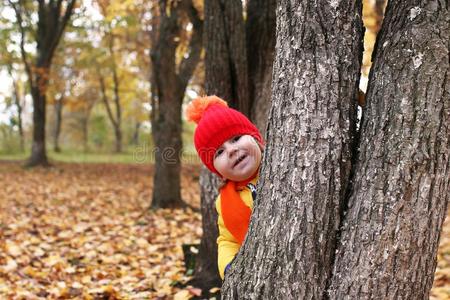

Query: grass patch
<box><xmin>0</xmin><ymin>148</ymin><xmax>200</xmax><ymax>165</ymax></box>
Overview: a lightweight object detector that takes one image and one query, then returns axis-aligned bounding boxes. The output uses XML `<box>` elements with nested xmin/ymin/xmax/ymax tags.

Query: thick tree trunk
<box><xmin>150</xmin><ymin>0</ymin><xmax>202</xmax><ymax>209</ymax></box>
<box><xmin>53</xmin><ymin>96</ymin><xmax>63</xmax><ymax>153</ymax></box>
<box><xmin>151</xmin><ymin>88</ymin><xmax>184</xmax><ymax>208</ymax></box>
<box><xmin>246</xmin><ymin>0</ymin><xmax>276</xmax><ymax>134</ymax></box>
<box><xmin>190</xmin><ymin>0</ymin><xmax>249</xmax><ymax>290</ymax></box>
<box><xmin>204</xmin><ymin>0</ymin><xmax>249</xmax><ymax>113</ymax></box>
<box><xmin>329</xmin><ymin>1</ymin><xmax>450</xmax><ymax>298</ymax></box>
<box><xmin>9</xmin><ymin>0</ymin><xmax>77</xmax><ymax>167</ymax></box>
<box><xmin>221</xmin><ymin>0</ymin><xmax>363</xmax><ymax>298</ymax></box>
<box><xmin>192</xmin><ymin>0</ymin><xmax>276</xmax><ymax>292</ymax></box>
<box><xmin>28</xmin><ymin>83</ymin><xmax>49</xmax><ymax>167</ymax></box>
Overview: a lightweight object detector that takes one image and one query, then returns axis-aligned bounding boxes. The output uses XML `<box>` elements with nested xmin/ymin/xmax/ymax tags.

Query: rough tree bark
<box><xmin>329</xmin><ymin>1</ymin><xmax>450</xmax><ymax>298</ymax></box>
<box><xmin>191</xmin><ymin>0</ymin><xmax>276</xmax><ymax>293</ymax></box>
<box><xmin>203</xmin><ymin>0</ymin><xmax>249</xmax><ymax>111</ymax></box>
<box><xmin>9</xmin><ymin>0</ymin><xmax>77</xmax><ymax>167</ymax></box>
<box><xmin>221</xmin><ymin>0</ymin><xmax>363</xmax><ymax>298</ymax></box>
<box><xmin>150</xmin><ymin>0</ymin><xmax>203</xmax><ymax>208</ymax></box>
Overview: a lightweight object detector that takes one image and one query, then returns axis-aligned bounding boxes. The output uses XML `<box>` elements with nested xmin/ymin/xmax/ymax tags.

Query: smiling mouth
<box><xmin>233</xmin><ymin>154</ymin><xmax>248</xmax><ymax>168</ymax></box>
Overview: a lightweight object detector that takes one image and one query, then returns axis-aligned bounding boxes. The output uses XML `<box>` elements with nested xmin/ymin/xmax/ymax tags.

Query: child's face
<box><xmin>213</xmin><ymin>135</ymin><xmax>262</xmax><ymax>181</ymax></box>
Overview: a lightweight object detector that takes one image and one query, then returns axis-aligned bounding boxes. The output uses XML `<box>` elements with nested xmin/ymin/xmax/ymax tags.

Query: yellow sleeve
<box><xmin>216</xmin><ymin>194</ymin><xmax>240</xmax><ymax>279</ymax></box>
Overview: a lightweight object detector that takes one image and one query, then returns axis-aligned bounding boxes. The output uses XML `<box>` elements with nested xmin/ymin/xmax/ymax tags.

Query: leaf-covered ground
<box><xmin>0</xmin><ymin>162</ymin><xmax>203</xmax><ymax>299</ymax></box>
<box><xmin>0</xmin><ymin>162</ymin><xmax>449</xmax><ymax>299</ymax></box>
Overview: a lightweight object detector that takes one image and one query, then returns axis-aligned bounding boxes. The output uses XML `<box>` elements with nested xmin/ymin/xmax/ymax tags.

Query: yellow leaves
<box><xmin>362</xmin><ymin>0</ymin><xmax>385</xmax><ymax>77</ymax></box>
<box><xmin>431</xmin><ymin>211</ymin><xmax>450</xmax><ymax>299</ymax></box>
<box><xmin>174</xmin><ymin>286</ymin><xmax>203</xmax><ymax>300</ymax></box>
<box><xmin>5</xmin><ymin>241</ymin><xmax>22</xmax><ymax>256</ymax></box>
<box><xmin>174</xmin><ymin>289</ymin><xmax>193</xmax><ymax>300</ymax></box>
<box><xmin>0</xmin><ymin>162</ymin><xmax>202</xmax><ymax>298</ymax></box>
<box><xmin>2</xmin><ymin>257</ymin><xmax>18</xmax><ymax>272</ymax></box>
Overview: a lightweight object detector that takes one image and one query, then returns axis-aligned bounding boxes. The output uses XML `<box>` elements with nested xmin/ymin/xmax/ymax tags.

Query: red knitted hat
<box><xmin>186</xmin><ymin>95</ymin><xmax>263</xmax><ymax>176</ymax></box>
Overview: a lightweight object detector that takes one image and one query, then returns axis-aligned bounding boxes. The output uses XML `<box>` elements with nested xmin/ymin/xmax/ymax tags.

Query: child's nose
<box><xmin>226</xmin><ymin>145</ymin><xmax>238</xmax><ymax>158</ymax></box>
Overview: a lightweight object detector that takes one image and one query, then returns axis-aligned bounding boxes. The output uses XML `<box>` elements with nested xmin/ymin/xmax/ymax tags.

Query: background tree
<box><xmin>246</xmin><ymin>0</ymin><xmax>276</xmax><ymax>133</ymax></box>
<box><xmin>150</xmin><ymin>0</ymin><xmax>203</xmax><ymax>208</ymax></box>
<box><xmin>0</xmin><ymin>6</ymin><xmax>27</xmax><ymax>152</ymax></box>
<box><xmin>222</xmin><ymin>0</ymin><xmax>363</xmax><ymax>297</ymax></box>
<box><xmin>5</xmin><ymin>63</ymin><xmax>26</xmax><ymax>152</ymax></box>
<box><xmin>8</xmin><ymin>0</ymin><xmax>77</xmax><ymax>166</ymax></box>
<box><xmin>191</xmin><ymin>0</ymin><xmax>276</xmax><ymax>293</ymax></box>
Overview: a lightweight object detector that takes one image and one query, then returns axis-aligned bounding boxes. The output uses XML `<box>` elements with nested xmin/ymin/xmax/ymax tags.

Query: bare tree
<box><xmin>150</xmin><ymin>0</ymin><xmax>203</xmax><ymax>208</ymax></box>
<box><xmin>9</xmin><ymin>0</ymin><xmax>77</xmax><ymax>166</ymax></box>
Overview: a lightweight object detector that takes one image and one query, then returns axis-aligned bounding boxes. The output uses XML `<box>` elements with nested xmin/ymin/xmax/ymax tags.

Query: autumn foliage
<box><xmin>0</xmin><ymin>162</ymin><xmax>213</xmax><ymax>299</ymax></box>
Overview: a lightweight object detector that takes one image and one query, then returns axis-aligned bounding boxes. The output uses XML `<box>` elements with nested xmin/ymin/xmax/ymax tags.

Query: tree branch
<box><xmin>98</xmin><ymin>73</ymin><xmax>118</xmax><ymax>128</ymax></box>
<box><xmin>44</xmin><ymin>0</ymin><xmax>77</xmax><ymax>65</ymax></box>
<box><xmin>178</xmin><ymin>0</ymin><xmax>203</xmax><ymax>88</ymax></box>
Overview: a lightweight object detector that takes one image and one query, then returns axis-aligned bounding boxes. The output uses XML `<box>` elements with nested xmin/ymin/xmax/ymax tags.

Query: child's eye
<box><xmin>215</xmin><ymin>149</ymin><xmax>224</xmax><ymax>158</ymax></box>
<box><xmin>231</xmin><ymin>135</ymin><xmax>242</xmax><ymax>143</ymax></box>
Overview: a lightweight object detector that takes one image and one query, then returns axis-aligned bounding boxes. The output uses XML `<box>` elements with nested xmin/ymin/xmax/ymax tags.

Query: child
<box><xmin>186</xmin><ymin>95</ymin><xmax>263</xmax><ymax>279</ymax></box>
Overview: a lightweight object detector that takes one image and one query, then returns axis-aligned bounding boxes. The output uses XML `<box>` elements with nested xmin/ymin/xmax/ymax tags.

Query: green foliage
<box><xmin>0</xmin><ymin>124</ymin><xmax>22</xmax><ymax>154</ymax></box>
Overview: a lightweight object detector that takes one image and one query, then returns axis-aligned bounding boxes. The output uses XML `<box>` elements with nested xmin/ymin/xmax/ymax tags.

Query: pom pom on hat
<box><xmin>186</xmin><ymin>95</ymin><xmax>228</xmax><ymax>124</ymax></box>
<box><xmin>185</xmin><ymin>95</ymin><xmax>263</xmax><ymax>176</ymax></box>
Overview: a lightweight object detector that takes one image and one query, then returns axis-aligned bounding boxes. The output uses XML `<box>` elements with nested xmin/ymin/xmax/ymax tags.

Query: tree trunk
<box><xmin>11</xmin><ymin>78</ymin><xmax>25</xmax><ymax>152</ymax></box>
<box><xmin>151</xmin><ymin>88</ymin><xmax>183</xmax><ymax>208</ymax></box>
<box><xmin>9</xmin><ymin>0</ymin><xmax>77</xmax><ymax>167</ymax></box>
<box><xmin>82</xmin><ymin>116</ymin><xmax>89</xmax><ymax>153</ymax></box>
<box><xmin>28</xmin><ymin>83</ymin><xmax>49</xmax><ymax>166</ymax></box>
<box><xmin>114</xmin><ymin>126</ymin><xmax>122</xmax><ymax>153</ymax></box>
<box><xmin>150</xmin><ymin>0</ymin><xmax>203</xmax><ymax>209</ymax></box>
<box><xmin>191</xmin><ymin>0</ymin><xmax>276</xmax><ymax>292</ymax></box>
<box><xmin>221</xmin><ymin>0</ymin><xmax>363</xmax><ymax>298</ymax></box>
<box><xmin>329</xmin><ymin>1</ymin><xmax>450</xmax><ymax>298</ymax></box>
<box><xmin>190</xmin><ymin>0</ymin><xmax>250</xmax><ymax>290</ymax></box>
<box><xmin>204</xmin><ymin>0</ymin><xmax>249</xmax><ymax>112</ymax></box>
<box><xmin>246</xmin><ymin>0</ymin><xmax>276</xmax><ymax>135</ymax></box>
<box><xmin>111</xmin><ymin>36</ymin><xmax>122</xmax><ymax>153</ymax></box>
<box><xmin>131</xmin><ymin>121</ymin><xmax>141</xmax><ymax>145</ymax></box>
<box><xmin>98</xmin><ymin>73</ymin><xmax>123</xmax><ymax>153</ymax></box>
<box><xmin>188</xmin><ymin>167</ymin><xmax>222</xmax><ymax>289</ymax></box>
<box><xmin>101</xmin><ymin>31</ymin><xmax>124</xmax><ymax>154</ymax></box>
<box><xmin>53</xmin><ymin>96</ymin><xmax>63</xmax><ymax>152</ymax></box>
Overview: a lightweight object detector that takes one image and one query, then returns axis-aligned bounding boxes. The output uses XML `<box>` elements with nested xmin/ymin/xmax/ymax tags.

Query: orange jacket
<box><xmin>215</xmin><ymin>177</ymin><xmax>257</xmax><ymax>279</ymax></box>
